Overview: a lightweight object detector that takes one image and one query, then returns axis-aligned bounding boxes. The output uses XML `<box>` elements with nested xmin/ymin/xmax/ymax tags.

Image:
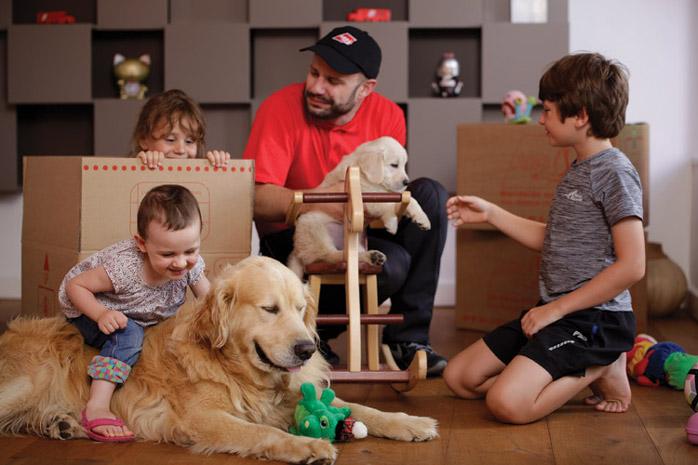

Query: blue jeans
<box><xmin>69</xmin><ymin>314</ymin><xmax>144</xmax><ymax>383</ymax></box>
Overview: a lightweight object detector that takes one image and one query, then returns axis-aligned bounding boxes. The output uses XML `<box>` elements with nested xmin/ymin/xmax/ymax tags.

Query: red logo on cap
<box><xmin>332</xmin><ymin>32</ymin><xmax>357</xmax><ymax>46</ymax></box>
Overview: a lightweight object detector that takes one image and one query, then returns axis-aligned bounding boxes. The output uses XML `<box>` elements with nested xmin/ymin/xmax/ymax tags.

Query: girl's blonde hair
<box><xmin>130</xmin><ymin>89</ymin><xmax>206</xmax><ymax>157</ymax></box>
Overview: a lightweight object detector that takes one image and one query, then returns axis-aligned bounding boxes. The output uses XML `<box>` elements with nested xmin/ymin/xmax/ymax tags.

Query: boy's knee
<box><xmin>442</xmin><ymin>364</ymin><xmax>482</xmax><ymax>400</ymax></box>
<box><xmin>485</xmin><ymin>390</ymin><xmax>532</xmax><ymax>425</ymax></box>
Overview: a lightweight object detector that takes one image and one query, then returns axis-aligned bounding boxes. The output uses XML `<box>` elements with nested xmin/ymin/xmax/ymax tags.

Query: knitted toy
<box><xmin>289</xmin><ymin>383</ymin><xmax>367</xmax><ymax>442</ymax></box>
<box><xmin>625</xmin><ymin>334</ymin><xmax>692</xmax><ymax>388</ymax></box>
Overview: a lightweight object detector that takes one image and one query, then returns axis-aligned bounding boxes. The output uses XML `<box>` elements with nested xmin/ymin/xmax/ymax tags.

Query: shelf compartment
<box><xmin>92</xmin><ymin>30</ymin><xmax>164</xmax><ymax>99</ymax></box>
<box><xmin>409</xmin><ymin>28</ymin><xmax>481</xmax><ymax>99</ymax></box>
<box><xmin>94</xmin><ymin>98</ymin><xmax>144</xmax><ymax>156</ymax></box>
<box><xmin>250</xmin><ymin>0</ymin><xmax>322</xmax><ymax>28</ymax></box>
<box><xmin>481</xmin><ymin>22</ymin><xmax>568</xmax><ymax>103</ymax></box>
<box><xmin>407</xmin><ymin>97</ymin><xmax>481</xmax><ymax>192</ymax></box>
<box><xmin>201</xmin><ymin>103</ymin><xmax>251</xmax><ymax>157</ymax></box>
<box><xmin>12</xmin><ymin>0</ymin><xmax>95</xmax><ymax>24</ymax></box>
<box><xmin>409</xmin><ymin>0</ymin><xmax>482</xmax><ymax>28</ymax></box>
<box><xmin>252</xmin><ymin>28</ymin><xmax>317</xmax><ymax>100</ymax></box>
<box><xmin>96</xmin><ymin>0</ymin><xmax>167</xmax><ymax>30</ymax></box>
<box><xmin>170</xmin><ymin>0</ymin><xmax>248</xmax><ymax>23</ymax></box>
<box><xmin>165</xmin><ymin>23</ymin><xmax>250</xmax><ymax>104</ymax></box>
<box><xmin>8</xmin><ymin>25</ymin><xmax>92</xmax><ymax>103</ymax></box>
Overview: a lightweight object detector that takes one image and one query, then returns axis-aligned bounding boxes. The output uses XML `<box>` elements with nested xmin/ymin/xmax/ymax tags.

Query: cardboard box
<box><xmin>456</xmin><ymin>123</ymin><xmax>649</xmax><ymax>229</ymax></box>
<box><xmin>22</xmin><ymin>157</ymin><xmax>254</xmax><ymax>317</ymax></box>
<box><xmin>456</xmin><ymin>229</ymin><xmax>648</xmax><ymax>334</ymax></box>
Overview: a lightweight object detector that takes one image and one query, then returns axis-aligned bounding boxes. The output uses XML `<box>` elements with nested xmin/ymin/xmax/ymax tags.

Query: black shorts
<box><xmin>483</xmin><ymin>306</ymin><xmax>636</xmax><ymax>380</ymax></box>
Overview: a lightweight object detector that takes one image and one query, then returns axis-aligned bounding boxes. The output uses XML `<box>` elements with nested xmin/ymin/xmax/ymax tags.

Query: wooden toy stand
<box><xmin>287</xmin><ymin>167</ymin><xmax>426</xmax><ymax>392</ymax></box>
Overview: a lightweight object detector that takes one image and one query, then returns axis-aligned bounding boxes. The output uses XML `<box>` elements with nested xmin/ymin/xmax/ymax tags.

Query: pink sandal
<box><xmin>80</xmin><ymin>410</ymin><xmax>135</xmax><ymax>443</ymax></box>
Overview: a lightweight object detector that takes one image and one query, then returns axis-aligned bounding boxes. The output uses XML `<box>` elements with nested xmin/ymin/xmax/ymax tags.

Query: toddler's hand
<box><xmin>206</xmin><ymin>150</ymin><xmax>230</xmax><ymax>168</ymax></box>
<box><xmin>446</xmin><ymin>195</ymin><xmax>491</xmax><ymax>226</ymax></box>
<box><xmin>137</xmin><ymin>151</ymin><xmax>166</xmax><ymax>169</ymax></box>
<box><xmin>521</xmin><ymin>303</ymin><xmax>561</xmax><ymax>338</ymax></box>
<box><xmin>97</xmin><ymin>310</ymin><xmax>128</xmax><ymax>335</ymax></box>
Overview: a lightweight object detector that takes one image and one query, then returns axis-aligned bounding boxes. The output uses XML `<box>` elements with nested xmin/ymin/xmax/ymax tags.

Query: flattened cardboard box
<box><xmin>22</xmin><ymin>157</ymin><xmax>254</xmax><ymax>317</ymax></box>
<box><xmin>456</xmin><ymin>229</ymin><xmax>648</xmax><ymax>333</ymax></box>
<box><xmin>457</xmin><ymin>123</ymin><xmax>649</xmax><ymax>229</ymax></box>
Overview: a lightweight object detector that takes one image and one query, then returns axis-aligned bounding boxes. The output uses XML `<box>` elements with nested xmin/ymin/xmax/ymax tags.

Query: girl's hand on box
<box><xmin>446</xmin><ymin>195</ymin><xmax>491</xmax><ymax>226</ymax></box>
<box><xmin>137</xmin><ymin>150</ymin><xmax>166</xmax><ymax>169</ymax></box>
<box><xmin>521</xmin><ymin>302</ymin><xmax>561</xmax><ymax>338</ymax></box>
<box><xmin>97</xmin><ymin>310</ymin><xmax>128</xmax><ymax>335</ymax></box>
<box><xmin>206</xmin><ymin>150</ymin><xmax>230</xmax><ymax>168</ymax></box>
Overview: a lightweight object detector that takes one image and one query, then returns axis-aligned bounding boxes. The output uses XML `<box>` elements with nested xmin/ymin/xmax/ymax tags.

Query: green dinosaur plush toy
<box><xmin>289</xmin><ymin>382</ymin><xmax>367</xmax><ymax>442</ymax></box>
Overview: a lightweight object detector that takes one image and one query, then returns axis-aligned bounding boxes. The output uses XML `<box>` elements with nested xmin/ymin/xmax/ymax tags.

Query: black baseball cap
<box><xmin>300</xmin><ymin>26</ymin><xmax>381</xmax><ymax>79</ymax></box>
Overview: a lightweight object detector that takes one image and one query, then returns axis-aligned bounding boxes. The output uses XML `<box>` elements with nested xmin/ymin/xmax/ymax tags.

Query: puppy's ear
<box><xmin>359</xmin><ymin>150</ymin><xmax>384</xmax><ymax>184</ymax></box>
<box><xmin>302</xmin><ymin>283</ymin><xmax>319</xmax><ymax>334</ymax></box>
<box><xmin>190</xmin><ymin>277</ymin><xmax>237</xmax><ymax>349</ymax></box>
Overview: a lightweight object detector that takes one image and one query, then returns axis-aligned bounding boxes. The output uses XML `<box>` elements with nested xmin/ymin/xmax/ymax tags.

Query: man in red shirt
<box><xmin>243</xmin><ymin>26</ymin><xmax>448</xmax><ymax>377</ymax></box>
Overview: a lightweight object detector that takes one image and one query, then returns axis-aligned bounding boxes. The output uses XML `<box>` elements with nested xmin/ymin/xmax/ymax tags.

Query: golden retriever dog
<box><xmin>0</xmin><ymin>256</ymin><xmax>437</xmax><ymax>463</ymax></box>
<box><xmin>288</xmin><ymin>136</ymin><xmax>431</xmax><ymax>277</ymax></box>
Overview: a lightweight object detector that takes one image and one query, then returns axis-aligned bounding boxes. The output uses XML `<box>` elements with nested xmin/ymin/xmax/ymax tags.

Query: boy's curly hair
<box><xmin>538</xmin><ymin>52</ymin><xmax>629</xmax><ymax>138</ymax></box>
<box><xmin>131</xmin><ymin>89</ymin><xmax>206</xmax><ymax>157</ymax></box>
<box><xmin>137</xmin><ymin>185</ymin><xmax>202</xmax><ymax>240</ymax></box>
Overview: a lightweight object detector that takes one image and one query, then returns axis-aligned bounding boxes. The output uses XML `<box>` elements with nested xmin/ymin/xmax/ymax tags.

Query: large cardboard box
<box><xmin>457</xmin><ymin>123</ymin><xmax>650</xmax><ymax>229</ymax></box>
<box><xmin>22</xmin><ymin>157</ymin><xmax>254</xmax><ymax>317</ymax></box>
<box><xmin>456</xmin><ymin>229</ymin><xmax>648</xmax><ymax>334</ymax></box>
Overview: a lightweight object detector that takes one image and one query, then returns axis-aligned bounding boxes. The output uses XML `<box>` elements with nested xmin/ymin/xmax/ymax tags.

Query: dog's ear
<box><xmin>190</xmin><ymin>276</ymin><xmax>237</xmax><ymax>349</ymax></box>
<box><xmin>302</xmin><ymin>283</ymin><xmax>319</xmax><ymax>334</ymax></box>
<box><xmin>358</xmin><ymin>150</ymin><xmax>385</xmax><ymax>184</ymax></box>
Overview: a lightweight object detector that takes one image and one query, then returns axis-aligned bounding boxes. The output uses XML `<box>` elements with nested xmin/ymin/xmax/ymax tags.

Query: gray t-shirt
<box><xmin>59</xmin><ymin>239</ymin><xmax>205</xmax><ymax>326</ymax></box>
<box><xmin>539</xmin><ymin>148</ymin><xmax>643</xmax><ymax>311</ymax></box>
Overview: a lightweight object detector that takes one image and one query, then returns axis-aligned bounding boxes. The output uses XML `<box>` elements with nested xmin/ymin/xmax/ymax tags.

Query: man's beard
<box><xmin>303</xmin><ymin>84</ymin><xmax>360</xmax><ymax>120</ymax></box>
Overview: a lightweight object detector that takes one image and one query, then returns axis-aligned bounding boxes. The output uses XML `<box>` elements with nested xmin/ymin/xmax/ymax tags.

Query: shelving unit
<box><xmin>0</xmin><ymin>0</ymin><xmax>569</xmax><ymax>192</ymax></box>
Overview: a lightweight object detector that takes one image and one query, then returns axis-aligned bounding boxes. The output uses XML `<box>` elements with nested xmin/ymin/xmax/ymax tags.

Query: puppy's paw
<box><xmin>46</xmin><ymin>413</ymin><xmax>83</xmax><ymax>440</ymax></box>
<box><xmin>415</xmin><ymin>215</ymin><xmax>431</xmax><ymax>231</ymax></box>
<box><xmin>368</xmin><ymin>250</ymin><xmax>387</xmax><ymax>266</ymax></box>
<box><xmin>383</xmin><ymin>217</ymin><xmax>399</xmax><ymax>234</ymax></box>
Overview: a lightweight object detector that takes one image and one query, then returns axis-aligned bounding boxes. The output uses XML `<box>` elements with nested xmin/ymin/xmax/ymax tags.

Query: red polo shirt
<box><xmin>243</xmin><ymin>83</ymin><xmax>406</xmax><ymax>190</ymax></box>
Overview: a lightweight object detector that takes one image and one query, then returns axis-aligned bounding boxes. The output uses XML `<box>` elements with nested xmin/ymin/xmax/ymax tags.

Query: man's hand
<box><xmin>97</xmin><ymin>310</ymin><xmax>128</xmax><ymax>335</ymax></box>
<box><xmin>521</xmin><ymin>302</ymin><xmax>562</xmax><ymax>338</ymax></box>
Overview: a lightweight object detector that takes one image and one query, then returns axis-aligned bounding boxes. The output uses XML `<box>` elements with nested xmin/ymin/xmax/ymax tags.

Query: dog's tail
<box><xmin>287</xmin><ymin>252</ymin><xmax>305</xmax><ymax>279</ymax></box>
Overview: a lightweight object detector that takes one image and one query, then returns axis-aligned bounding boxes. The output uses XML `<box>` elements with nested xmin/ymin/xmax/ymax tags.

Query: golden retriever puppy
<box><xmin>288</xmin><ymin>136</ymin><xmax>431</xmax><ymax>277</ymax></box>
<box><xmin>0</xmin><ymin>256</ymin><xmax>437</xmax><ymax>463</ymax></box>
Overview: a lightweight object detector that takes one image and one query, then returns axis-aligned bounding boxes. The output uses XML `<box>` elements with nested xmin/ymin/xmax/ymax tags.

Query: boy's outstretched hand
<box><xmin>521</xmin><ymin>302</ymin><xmax>562</xmax><ymax>338</ymax></box>
<box><xmin>446</xmin><ymin>195</ymin><xmax>491</xmax><ymax>226</ymax></box>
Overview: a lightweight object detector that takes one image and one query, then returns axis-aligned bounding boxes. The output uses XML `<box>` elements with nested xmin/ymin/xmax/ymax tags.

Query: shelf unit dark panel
<box><xmin>0</xmin><ymin>30</ymin><xmax>18</xmax><ymax>191</ymax></box>
<box><xmin>202</xmin><ymin>104</ymin><xmax>251</xmax><ymax>157</ymax></box>
<box><xmin>92</xmin><ymin>30</ymin><xmax>164</xmax><ymax>99</ymax></box>
<box><xmin>409</xmin><ymin>0</ymin><xmax>482</xmax><ymax>27</ymax></box>
<box><xmin>409</xmin><ymin>28</ymin><xmax>481</xmax><ymax>98</ymax></box>
<box><xmin>249</xmin><ymin>0</ymin><xmax>322</xmax><ymax>28</ymax></box>
<box><xmin>96</xmin><ymin>0</ymin><xmax>167</xmax><ymax>30</ymax></box>
<box><xmin>170</xmin><ymin>0</ymin><xmax>248</xmax><ymax>23</ymax></box>
<box><xmin>252</xmin><ymin>28</ymin><xmax>317</xmax><ymax>100</ymax></box>
<box><xmin>93</xmin><ymin>98</ymin><xmax>144</xmax><ymax>156</ymax></box>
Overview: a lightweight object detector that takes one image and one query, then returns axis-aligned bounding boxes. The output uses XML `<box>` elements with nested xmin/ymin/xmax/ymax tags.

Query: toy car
<box><xmin>37</xmin><ymin>11</ymin><xmax>76</xmax><ymax>24</ymax></box>
<box><xmin>346</xmin><ymin>8</ymin><xmax>391</xmax><ymax>22</ymax></box>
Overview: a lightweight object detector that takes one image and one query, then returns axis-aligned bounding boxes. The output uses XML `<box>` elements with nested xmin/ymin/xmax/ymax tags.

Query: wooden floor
<box><xmin>0</xmin><ymin>302</ymin><xmax>697</xmax><ymax>465</ymax></box>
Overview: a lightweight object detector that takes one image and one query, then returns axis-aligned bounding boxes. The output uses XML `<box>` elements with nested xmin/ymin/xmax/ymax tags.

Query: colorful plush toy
<box><xmin>686</xmin><ymin>362</ymin><xmax>698</xmax><ymax>412</ymax></box>
<box><xmin>501</xmin><ymin>90</ymin><xmax>538</xmax><ymax>124</ymax></box>
<box><xmin>625</xmin><ymin>334</ymin><xmax>695</xmax><ymax>388</ymax></box>
<box><xmin>113</xmin><ymin>53</ymin><xmax>150</xmax><ymax>100</ymax></box>
<box><xmin>289</xmin><ymin>383</ymin><xmax>367</xmax><ymax>442</ymax></box>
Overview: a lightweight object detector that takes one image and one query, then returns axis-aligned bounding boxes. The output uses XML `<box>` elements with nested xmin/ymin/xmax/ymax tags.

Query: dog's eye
<box><xmin>296</xmin><ymin>305</ymin><xmax>306</xmax><ymax>313</ymax></box>
<box><xmin>390</xmin><ymin>163</ymin><xmax>399</xmax><ymax>168</ymax></box>
<box><xmin>262</xmin><ymin>305</ymin><xmax>279</xmax><ymax>314</ymax></box>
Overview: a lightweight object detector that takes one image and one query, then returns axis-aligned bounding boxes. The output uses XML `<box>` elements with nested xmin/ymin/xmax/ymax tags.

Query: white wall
<box><xmin>1</xmin><ymin>1</ymin><xmax>696</xmax><ymax>302</ymax></box>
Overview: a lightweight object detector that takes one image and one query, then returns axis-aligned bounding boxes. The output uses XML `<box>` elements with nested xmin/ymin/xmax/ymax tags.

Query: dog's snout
<box><xmin>402</xmin><ymin>178</ymin><xmax>410</xmax><ymax>186</ymax></box>
<box><xmin>294</xmin><ymin>340</ymin><xmax>316</xmax><ymax>361</ymax></box>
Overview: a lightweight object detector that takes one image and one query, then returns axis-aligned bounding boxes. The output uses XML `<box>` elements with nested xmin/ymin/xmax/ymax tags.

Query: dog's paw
<box><xmin>383</xmin><ymin>217</ymin><xmax>399</xmax><ymax>234</ymax></box>
<box><xmin>373</xmin><ymin>412</ymin><xmax>439</xmax><ymax>442</ymax></box>
<box><xmin>368</xmin><ymin>250</ymin><xmax>387</xmax><ymax>266</ymax></box>
<box><xmin>46</xmin><ymin>413</ymin><xmax>83</xmax><ymax>440</ymax></box>
<box><xmin>415</xmin><ymin>215</ymin><xmax>431</xmax><ymax>231</ymax></box>
<box><xmin>283</xmin><ymin>436</ymin><xmax>337</xmax><ymax>465</ymax></box>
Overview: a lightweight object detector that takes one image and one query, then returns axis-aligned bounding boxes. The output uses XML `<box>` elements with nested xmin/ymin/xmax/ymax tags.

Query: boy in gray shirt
<box><xmin>443</xmin><ymin>53</ymin><xmax>644</xmax><ymax>424</ymax></box>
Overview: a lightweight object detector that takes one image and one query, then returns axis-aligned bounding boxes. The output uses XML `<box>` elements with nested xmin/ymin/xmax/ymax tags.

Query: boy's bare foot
<box><xmin>584</xmin><ymin>353</ymin><xmax>631</xmax><ymax>413</ymax></box>
<box><xmin>84</xmin><ymin>403</ymin><xmax>134</xmax><ymax>438</ymax></box>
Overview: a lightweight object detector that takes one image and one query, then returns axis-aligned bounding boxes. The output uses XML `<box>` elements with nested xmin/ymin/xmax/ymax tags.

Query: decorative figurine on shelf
<box><xmin>36</xmin><ymin>11</ymin><xmax>76</xmax><ymax>24</ymax></box>
<box><xmin>431</xmin><ymin>52</ymin><xmax>463</xmax><ymax>98</ymax></box>
<box><xmin>501</xmin><ymin>90</ymin><xmax>538</xmax><ymax>124</ymax></box>
<box><xmin>346</xmin><ymin>8</ymin><xmax>391</xmax><ymax>22</ymax></box>
<box><xmin>113</xmin><ymin>53</ymin><xmax>151</xmax><ymax>100</ymax></box>
<box><xmin>289</xmin><ymin>383</ymin><xmax>367</xmax><ymax>443</ymax></box>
